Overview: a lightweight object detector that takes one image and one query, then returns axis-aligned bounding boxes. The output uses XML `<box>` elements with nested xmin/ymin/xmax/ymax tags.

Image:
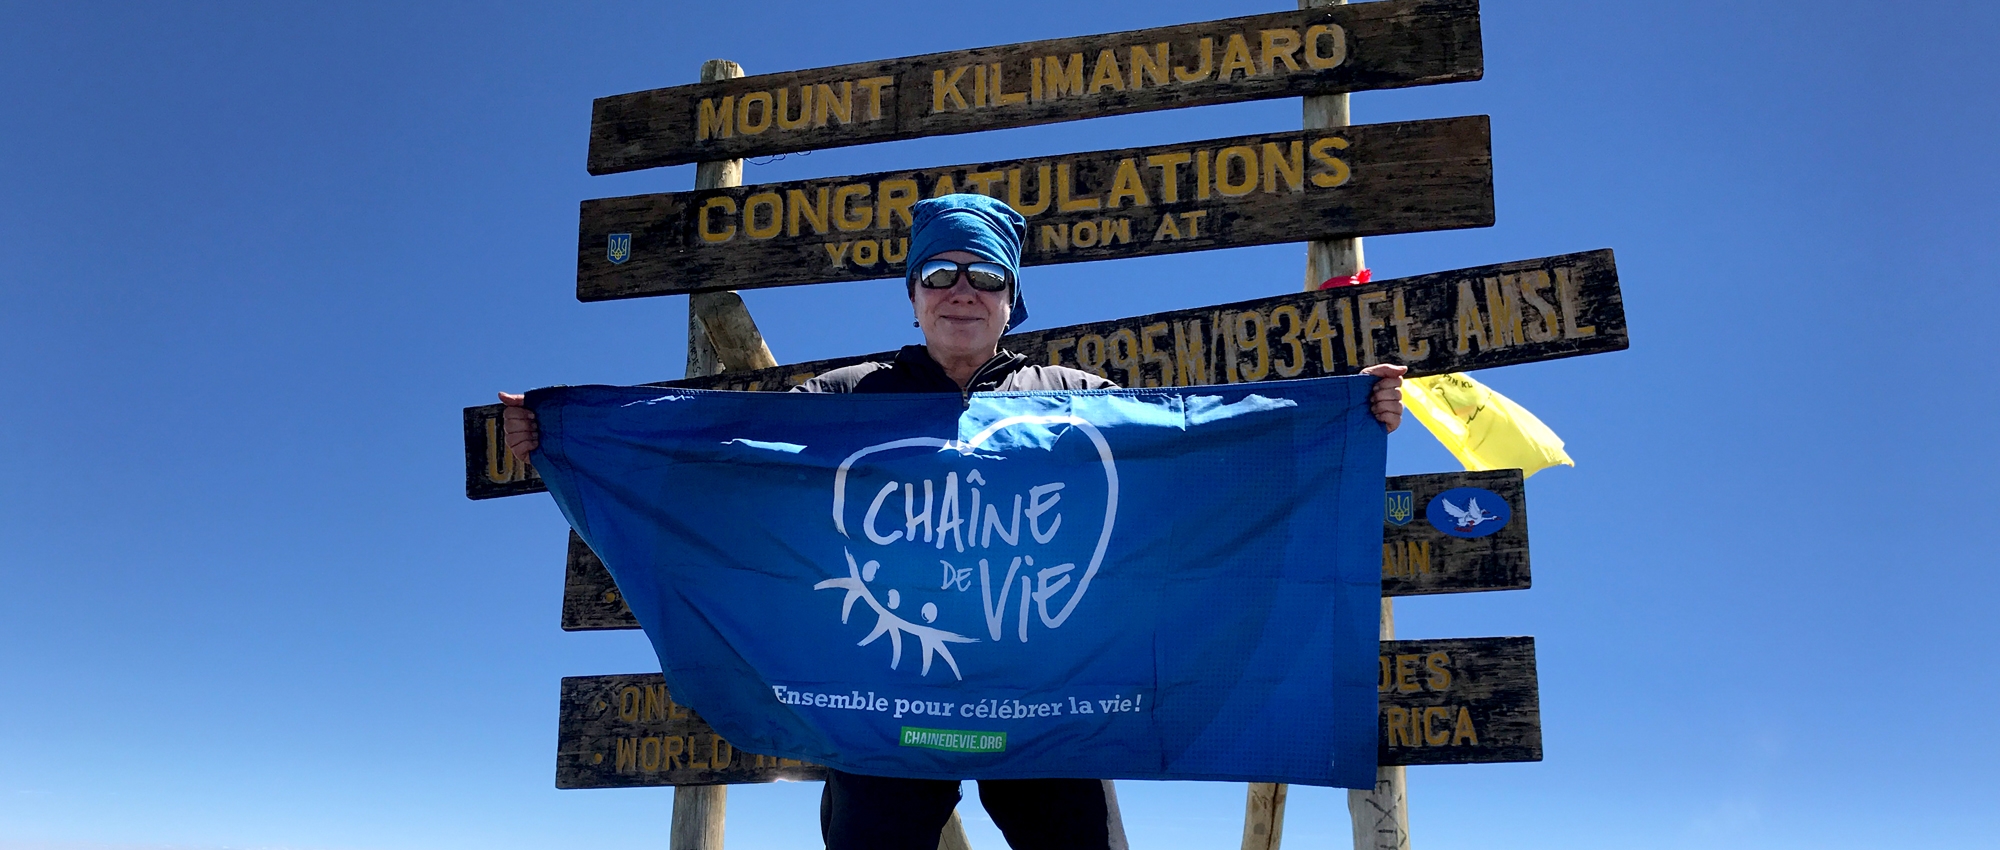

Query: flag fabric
<box><xmin>1402</xmin><ymin>373</ymin><xmax>1574</xmax><ymax>477</ymax></box>
<box><xmin>525</xmin><ymin>377</ymin><xmax>1387</xmax><ymax>788</ymax></box>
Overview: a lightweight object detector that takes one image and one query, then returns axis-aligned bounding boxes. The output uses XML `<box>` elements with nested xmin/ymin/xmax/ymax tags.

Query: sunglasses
<box><xmin>911</xmin><ymin>259</ymin><xmax>1014</xmax><ymax>293</ymax></box>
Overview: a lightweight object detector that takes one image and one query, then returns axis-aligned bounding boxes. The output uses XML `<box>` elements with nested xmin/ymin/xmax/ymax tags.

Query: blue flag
<box><xmin>527</xmin><ymin>377</ymin><xmax>1385</xmax><ymax>788</ymax></box>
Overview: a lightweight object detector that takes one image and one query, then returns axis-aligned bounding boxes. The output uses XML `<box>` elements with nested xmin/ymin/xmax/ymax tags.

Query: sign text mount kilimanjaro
<box><xmin>587</xmin><ymin>0</ymin><xmax>1482</xmax><ymax>173</ymax></box>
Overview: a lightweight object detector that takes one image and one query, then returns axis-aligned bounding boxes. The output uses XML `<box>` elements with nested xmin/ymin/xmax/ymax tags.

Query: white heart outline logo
<box><xmin>819</xmin><ymin>414</ymin><xmax>1119</xmax><ymax>680</ymax></box>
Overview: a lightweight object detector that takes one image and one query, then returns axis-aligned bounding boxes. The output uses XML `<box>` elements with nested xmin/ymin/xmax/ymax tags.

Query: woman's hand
<box><xmin>499</xmin><ymin>392</ymin><xmax>538</xmax><ymax>463</ymax></box>
<box><xmin>1359</xmin><ymin>364</ymin><xmax>1406</xmax><ymax>433</ymax></box>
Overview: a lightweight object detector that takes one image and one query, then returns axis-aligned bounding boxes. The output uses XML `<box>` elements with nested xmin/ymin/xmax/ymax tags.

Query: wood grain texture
<box><xmin>557</xmin><ymin>469</ymin><xmax>1529</xmax><ymax>632</ymax></box>
<box><xmin>578</xmin><ymin>116</ymin><xmax>1492</xmax><ymax>301</ymax></box>
<box><xmin>554</xmin><ymin>637</ymin><xmax>1536</xmax><ymax>788</ymax></box>
<box><xmin>465</xmin><ymin>250</ymin><xmax>1624</xmax><ymax>500</ymax></box>
<box><xmin>586</xmin><ymin>0</ymin><xmax>1481</xmax><ymax>173</ymax></box>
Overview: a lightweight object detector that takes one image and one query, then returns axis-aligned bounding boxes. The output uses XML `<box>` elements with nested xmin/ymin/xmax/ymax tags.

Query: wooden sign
<box><xmin>579</xmin><ymin>116</ymin><xmax>1492</xmax><ymax>301</ymax></box>
<box><xmin>586</xmin><ymin>0</ymin><xmax>1482</xmax><ymax>174</ymax></box>
<box><xmin>557</xmin><ymin>673</ymin><xmax>827</xmax><ymax>790</ymax></box>
<box><xmin>560</xmin><ymin>469</ymin><xmax>1529</xmax><ymax>631</ymax></box>
<box><xmin>467</xmin><ymin>250</ymin><xmax>1624</xmax><ymax>500</ymax></box>
<box><xmin>555</xmin><ymin>636</ymin><xmax>1536</xmax><ymax>788</ymax></box>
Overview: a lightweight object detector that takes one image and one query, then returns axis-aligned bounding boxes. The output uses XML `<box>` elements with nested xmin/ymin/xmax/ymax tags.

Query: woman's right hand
<box><xmin>499</xmin><ymin>392</ymin><xmax>538</xmax><ymax>463</ymax></box>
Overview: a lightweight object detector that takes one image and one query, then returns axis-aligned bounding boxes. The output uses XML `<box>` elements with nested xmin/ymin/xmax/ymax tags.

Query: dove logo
<box><xmin>1425</xmin><ymin>487</ymin><xmax>1509</xmax><ymax>539</ymax></box>
<box><xmin>821</xmin><ymin>415</ymin><xmax>1119</xmax><ymax>680</ymax></box>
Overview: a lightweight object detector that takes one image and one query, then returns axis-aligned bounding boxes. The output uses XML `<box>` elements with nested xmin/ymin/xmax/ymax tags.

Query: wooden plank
<box><xmin>586</xmin><ymin>0</ymin><xmax>1482</xmax><ymax>174</ymax></box>
<box><xmin>578</xmin><ymin>116</ymin><xmax>1492</xmax><ymax>301</ymax></box>
<box><xmin>467</xmin><ymin>250</ymin><xmax>1625</xmax><ymax>500</ymax></box>
<box><xmin>556</xmin><ymin>673</ymin><xmax>828</xmax><ymax>790</ymax></box>
<box><xmin>558</xmin><ymin>468</ymin><xmax>1529</xmax><ymax>632</ymax></box>
<box><xmin>554</xmin><ymin>636</ymin><xmax>1537</xmax><ymax>788</ymax></box>
<box><xmin>1376</xmin><ymin>637</ymin><xmax>1539</xmax><ymax>765</ymax></box>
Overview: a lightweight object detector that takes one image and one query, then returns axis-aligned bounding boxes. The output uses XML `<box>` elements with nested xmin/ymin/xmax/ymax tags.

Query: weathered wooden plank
<box><xmin>559</xmin><ymin>468</ymin><xmax>1528</xmax><ymax>631</ymax></box>
<box><xmin>1375</xmin><ymin>637</ymin><xmax>1539</xmax><ymax>765</ymax></box>
<box><xmin>578</xmin><ymin>116</ymin><xmax>1492</xmax><ymax>300</ymax></box>
<box><xmin>466</xmin><ymin>250</ymin><xmax>1624</xmax><ymax>500</ymax></box>
<box><xmin>556</xmin><ymin>673</ymin><xmax>828</xmax><ymax>790</ymax></box>
<box><xmin>555</xmin><ymin>637</ymin><xmax>1536</xmax><ymax>788</ymax></box>
<box><xmin>586</xmin><ymin>0</ymin><xmax>1482</xmax><ymax>174</ymax></box>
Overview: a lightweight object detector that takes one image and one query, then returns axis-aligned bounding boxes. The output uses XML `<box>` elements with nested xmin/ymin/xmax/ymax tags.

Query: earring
<box><xmin>913</xmin><ymin>320</ymin><xmax>920</xmax><ymax>327</ymax></box>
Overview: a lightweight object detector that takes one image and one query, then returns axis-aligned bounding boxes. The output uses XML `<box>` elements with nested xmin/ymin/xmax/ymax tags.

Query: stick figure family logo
<box><xmin>821</xmin><ymin>415</ymin><xmax>1120</xmax><ymax>681</ymax></box>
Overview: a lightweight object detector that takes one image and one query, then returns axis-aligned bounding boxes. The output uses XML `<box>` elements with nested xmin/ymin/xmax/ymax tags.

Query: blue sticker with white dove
<box><xmin>1425</xmin><ymin>487</ymin><xmax>1510</xmax><ymax>538</ymax></box>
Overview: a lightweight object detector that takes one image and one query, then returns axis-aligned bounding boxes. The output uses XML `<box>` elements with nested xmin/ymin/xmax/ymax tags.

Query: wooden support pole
<box><xmin>670</xmin><ymin>57</ymin><xmax>748</xmax><ymax>850</ymax></box>
<box><xmin>685</xmin><ymin>59</ymin><xmax>775</xmax><ymax>378</ymax></box>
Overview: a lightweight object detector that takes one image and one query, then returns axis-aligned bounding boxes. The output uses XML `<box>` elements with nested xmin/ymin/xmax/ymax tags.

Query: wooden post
<box><xmin>671</xmin><ymin>57</ymin><xmax>751</xmax><ymax>850</ymax></box>
<box><xmin>686</xmin><ymin>59</ymin><xmax>776</xmax><ymax>378</ymax></box>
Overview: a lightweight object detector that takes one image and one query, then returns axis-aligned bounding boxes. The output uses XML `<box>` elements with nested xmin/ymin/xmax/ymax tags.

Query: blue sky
<box><xmin>3</xmin><ymin>1</ymin><xmax>1996</xmax><ymax>848</ymax></box>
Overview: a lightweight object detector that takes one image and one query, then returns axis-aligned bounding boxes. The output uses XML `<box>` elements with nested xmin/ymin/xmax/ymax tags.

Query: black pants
<box><xmin>820</xmin><ymin>770</ymin><xmax>1113</xmax><ymax>850</ymax></box>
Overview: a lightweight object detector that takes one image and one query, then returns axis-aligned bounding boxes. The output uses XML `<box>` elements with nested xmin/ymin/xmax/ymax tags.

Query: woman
<box><xmin>502</xmin><ymin>194</ymin><xmax>1406</xmax><ymax>850</ymax></box>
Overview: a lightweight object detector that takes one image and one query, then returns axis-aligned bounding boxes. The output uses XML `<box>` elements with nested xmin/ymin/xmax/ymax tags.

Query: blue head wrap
<box><xmin>907</xmin><ymin>193</ymin><xmax>1029</xmax><ymax>331</ymax></box>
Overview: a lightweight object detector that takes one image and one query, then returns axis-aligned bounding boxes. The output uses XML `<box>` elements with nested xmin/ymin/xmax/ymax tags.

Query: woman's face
<box><xmin>912</xmin><ymin>250</ymin><xmax>1012</xmax><ymax>357</ymax></box>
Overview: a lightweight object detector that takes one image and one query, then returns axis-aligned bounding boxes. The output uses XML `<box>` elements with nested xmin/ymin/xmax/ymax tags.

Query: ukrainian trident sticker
<box><xmin>1384</xmin><ymin>490</ymin><xmax>1414</xmax><ymax>526</ymax></box>
<box><xmin>607</xmin><ymin>233</ymin><xmax>632</xmax><ymax>264</ymax></box>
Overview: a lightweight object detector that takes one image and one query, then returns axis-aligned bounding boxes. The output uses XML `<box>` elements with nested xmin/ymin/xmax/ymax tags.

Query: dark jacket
<box><xmin>793</xmin><ymin>345</ymin><xmax>1117</xmax><ymax>397</ymax></box>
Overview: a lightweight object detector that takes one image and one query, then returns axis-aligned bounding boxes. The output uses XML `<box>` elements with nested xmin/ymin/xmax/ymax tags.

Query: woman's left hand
<box><xmin>1360</xmin><ymin>363</ymin><xmax>1407</xmax><ymax>433</ymax></box>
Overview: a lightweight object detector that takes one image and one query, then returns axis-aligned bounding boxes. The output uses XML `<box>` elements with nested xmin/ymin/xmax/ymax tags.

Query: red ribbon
<box><xmin>1317</xmin><ymin>268</ymin><xmax>1372</xmax><ymax>290</ymax></box>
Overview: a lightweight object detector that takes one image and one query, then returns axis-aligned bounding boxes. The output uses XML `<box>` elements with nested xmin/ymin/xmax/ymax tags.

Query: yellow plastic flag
<box><xmin>1402</xmin><ymin>373</ymin><xmax>1574</xmax><ymax>477</ymax></box>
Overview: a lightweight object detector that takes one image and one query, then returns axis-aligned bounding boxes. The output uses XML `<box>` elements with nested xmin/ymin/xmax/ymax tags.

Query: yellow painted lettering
<box><xmin>1516</xmin><ymin>270</ymin><xmax>1560</xmax><ymax>342</ymax></box>
<box><xmin>616</xmin><ymin>737</ymin><xmax>637</xmax><ymax>772</ymax></box>
<box><xmin>639</xmin><ymin>736</ymin><xmax>662</xmax><ymax>771</ymax></box>
<box><xmin>785</xmin><ymin>187</ymin><xmax>829</xmax><ymax>237</ymax></box>
<box><xmin>695</xmin><ymin>95</ymin><xmax>734</xmax><ymax>141</ymax></box>
<box><xmin>930</xmin><ymin>173</ymin><xmax>957</xmax><ymax>197</ymax></box>
<box><xmin>617</xmin><ymin>686</ymin><xmax>641</xmax><ymax>722</ymax></box>
<box><xmin>1178</xmin><ymin>210</ymin><xmax>1206</xmax><ymax>238</ymax></box>
<box><xmin>1007</xmin><ymin>165</ymin><xmax>1053</xmax><ymax>216</ymax></box>
<box><xmin>1107</xmin><ymin>327</ymin><xmax>1141</xmax><ymax>385</ymax></box>
<box><xmin>1217</xmin><ymin>33</ymin><xmax>1256</xmax><ymax>80</ymax></box>
<box><xmin>877</xmin><ymin>179</ymin><xmax>918</xmax><ymax>229</ymax></box>
<box><xmin>1145</xmin><ymin>152</ymin><xmax>1189</xmax><ymax>202</ymax></box>
<box><xmin>1055</xmin><ymin>163</ymin><xmax>1101</xmax><ymax>212</ymax></box>
<box><xmin>1152</xmin><ymin>213</ymin><xmax>1181</xmax><ymax>241</ymax></box>
<box><xmin>1261</xmin><ymin>140</ymin><xmax>1304</xmax><ymax>193</ymax></box>
<box><xmin>932</xmin><ymin>67</ymin><xmax>969</xmax><ymax>112</ymax></box>
<box><xmin>662</xmin><ymin>736</ymin><xmax>685</xmax><ymax>770</ymax></box>
<box><xmin>1309</xmin><ymin>137</ymin><xmax>1351</xmax><ymax>188</ymax></box>
<box><xmin>1356</xmin><ymin>290</ymin><xmax>1388</xmax><ymax>365</ymax></box>
<box><xmin>833</xmin><ymin>184</ymin><xmax>872</xmax><ymax>232</ymax></box>
<box><xmin>855</xmin><ymin>76</ymin><xmax>894</xmax><ymax>121</ymax></box>
<box><xmin>1138</xmin><ymin>322</ymin><xmax>1171</xmax><ymax>387</ymax></box>
<box><xmin>1173</xmin><ymin>37</ymin><xmax>1213</xmax><ymax>83</ymax></box>
<box><xmin>1044</xmin><ymin>53</ymin><xmax>1085</xmax><ymax>99</ymax></box>
<box><xmin>1304</xmin><ymin>24</ymin><xmax>1347</xmax><ymax>69</ymax></box>
<box><xmin>1088</xmin><ymin>48</ymin><xmax>1125</xmax><ymax>93</ymax></box>
<box><xmin>1270</xmin><ymin>304</ymin><xmax>1305</xmax><ymax>378</ymax></box>
<box><xmin>1384</xmin><ymin>707</ymin><xmax>1412</xmax><ymax>746</ymax></box>
<box><xmin>1452</xmin><ymin>707</ymin><xmax>1479</xmax><ymax>745</ymax></box>
<box><xmin>851</xmin><ymin>238</ymin><xmax>879</xmax><ymax>267</ymax></box>
<box><xmin>964</xmin><ymin>170</ymin><xmax>1006</xmax><ymax>198</ymax></box>
<box><xmin>1215</xmin><ymin>146</ymin><xmax>1257</xmax><ymax>197</ymax></box>
<box><xmin>1425</xmin><ymin>651</ymin><xmax>1452</xmax><ymax>690</ymax></box>
<box><xmin>1259</xmin><ymin>29</ymin><xmax>1302</xmax><ymax>74</ymax></box>
<box><xmin>1071</xmin><ymin>219</ymin><xmax>1099</xmax><ymax>248</ymax></box>
<box><xmin>735</xmin><ymin>91</ymin><xmax>772</xmax><ymax>135</ymax></box>
<box><xmin>813</xmin><ymin>81</ymin><xmax>853</xmax><ymax>126</ymax></box>
<box><xmin>1483</xmin><ymin>276</ymin><xmax>1525</xmax><ymax>348</ymax></box>
<box><xmin>1395</xmin><ymin>654</ymin><xmax>1422</xmax><ymax>693</ymax></box>
<box><xmin>1173</xmin><ymin>318</ymin><xmax>1209</xmax><ymax>386</ymax></box>
<box><xmin>775</xmin><ymin>86</ymin><xmax>812</xmax><ymax>130</ymax></box>
<box><xmin>699</xmin><ymin>196</ymin><xmax>737</xmax><ymax>244</ymax></box>
<box><xmin>1045</xmin><ymin>337</ymin><xmax>1075</xmax><ymax>366</ymax></box>
<box><xmin>1555</xmin><ymin>266</ymin><xmax>1596</xmax><ymax>338</ymax></box>
<box><xmin>743</xmin><ymin>192</ymin><xmax>781</xmax><ymax>239</ymax></box>
<box><xmin>823</xmin><ymin>240</ymin><xmax>850</xmax><ymax>268</ymax></box>
<box><xmin>1102</xmin><ymin>217</ymin><xmax>1131</xmax><ymax>245</ymax></box>
<box><xmin>1039</xmin><ymin>223</ymin><xmax>1068</xmax><ymax>252</ymax></box>
<box><xmin>1453</xmin><ymin>279</ymin><xmax>1489</xmax><ymax>354</ymax></box>
<box><xmin>1106</xmin><ymin>158</ymin><xmax>1148</xmax><ymax>208</ymax></box>
<box><xmin>1391</xmin><ymin>290</ymin><xmax>1432</xmax><ymax>360</ymax></box>
<box><xmin>1130</xmin><ymin>43</ymin><xmax>1169</xmax><ymax>89</ymax></box>
<box><xmin>1423</xmin><ymin>707</ymin><xmax>1452</xmax><ymax>746</ymax></box>
<box><xmin>1234</xmin><ymin>310</ymin><xmax>1270</xmax><ymax>381</ymax></box>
